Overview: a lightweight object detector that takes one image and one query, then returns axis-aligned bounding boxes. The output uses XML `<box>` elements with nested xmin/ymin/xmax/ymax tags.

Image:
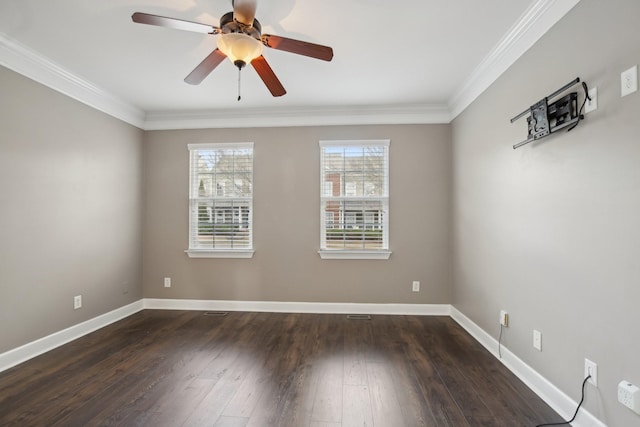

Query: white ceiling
<box><xmin>0</xmin><ymin>0</ymin><xmax>580</xmax><ymax>129</ymax></box>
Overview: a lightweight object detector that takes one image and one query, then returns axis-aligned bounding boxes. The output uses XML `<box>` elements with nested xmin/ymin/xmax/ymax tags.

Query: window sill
<box><xmin>185</xmin><ymin>249</ymin><xmax>255</xmax><ymax>259</ymax></box>
<box><xmin>318</xmin><ymin>250</ymin><xmax>392</xmax><ymax>260</ymax></box>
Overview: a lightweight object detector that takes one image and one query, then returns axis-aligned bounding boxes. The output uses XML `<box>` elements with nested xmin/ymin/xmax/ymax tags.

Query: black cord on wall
<box><xmin>535</xmin><ymin>374</ymin><xmax>591</xmax><ymax>427</ymax></box>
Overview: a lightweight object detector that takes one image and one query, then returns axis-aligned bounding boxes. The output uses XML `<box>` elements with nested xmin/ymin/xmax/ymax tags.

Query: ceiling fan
<box><xmin>132</xmin><ymin>0</ymin><xmax>334</xmax><ymax>99</ymax></box>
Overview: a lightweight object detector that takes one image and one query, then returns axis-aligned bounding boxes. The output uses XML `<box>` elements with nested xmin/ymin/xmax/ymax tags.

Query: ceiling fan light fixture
<box><xmin>217</xmin><ymin>33</ymin><xmax>263</xmax><ymax>69</ymax></box>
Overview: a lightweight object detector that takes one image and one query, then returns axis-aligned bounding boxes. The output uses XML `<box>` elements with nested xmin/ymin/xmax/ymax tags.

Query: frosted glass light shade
<box><xmin>217</xmin><ymin>33</ymin><xmax>263</xmax><ymax>67</ymax></box>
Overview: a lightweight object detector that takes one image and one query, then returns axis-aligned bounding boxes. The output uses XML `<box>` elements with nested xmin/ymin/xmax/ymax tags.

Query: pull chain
<box><xmin>237</xmin><ymin>68</ymin><xmax>242</xmax><ymax>101</ymax></box>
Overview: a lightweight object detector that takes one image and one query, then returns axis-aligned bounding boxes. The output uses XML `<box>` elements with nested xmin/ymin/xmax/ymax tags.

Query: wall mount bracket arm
<box><xmin>511</xmin><ymin>77</ymin><xmax>590</xmax><ymax>149</ymax></box>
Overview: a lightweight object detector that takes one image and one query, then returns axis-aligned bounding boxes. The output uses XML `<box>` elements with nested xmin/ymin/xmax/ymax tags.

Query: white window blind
<box><xmin>319</xmin><ymin>140</ymin><xmax>390</xmax><ymax>258</ymax></box>
<box><xmin>187</xmin><ymin>143</ymin><xmax>254</xmax><ymax>257</ymax></box>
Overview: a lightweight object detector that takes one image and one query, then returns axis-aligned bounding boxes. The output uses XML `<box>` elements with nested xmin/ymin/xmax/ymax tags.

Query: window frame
<box><xmin>185</xmin><ymin>142</ymin><xmax>255</xmax><ymax>259</ymax></box>
<box><xmin>318</xmin><ymin>139</ymin><xmax>391</xmax><ymax>260</ymax></box>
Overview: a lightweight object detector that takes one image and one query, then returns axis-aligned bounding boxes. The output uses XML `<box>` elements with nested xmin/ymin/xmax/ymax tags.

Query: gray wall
<box><xmin>451</xmin><ymin>0</ymin><xmax>640</xmax><ymax>425</ymax></box>
<box><xmin>0</xmin><ymin>66</ymin><xmax>144</xmax><ymax>353</ymax></box>
<box><xmin>142</xmin><ymin>124</ymin><xmax>452</xmax><ymax>304</ymax></box>
<box><xmin>7</xmin><ymin>1</ymin><xmax>638</xmax><ymax>423</ymax></box>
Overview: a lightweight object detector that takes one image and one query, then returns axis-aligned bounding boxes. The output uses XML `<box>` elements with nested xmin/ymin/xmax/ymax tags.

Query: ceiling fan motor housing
<box><xmin>219</xmin><ymin>11</ymin><xmax>261</xmax><ymax>40</ymax></box>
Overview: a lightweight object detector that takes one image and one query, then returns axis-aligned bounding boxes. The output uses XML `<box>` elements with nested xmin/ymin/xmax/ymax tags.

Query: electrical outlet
<box><xmin>533</xmin><ymin>330</ymin><xmax>542</xmax><ymax>351</ymax></box>
<box><xmin>621</xmin><ymin>65</ymin><xmax>638</xmax><ymax>97</ymax></box>
<box><xmin>73</xmin><ymin>295</ymin><xmax>82</xmax><ymax>310</ymax></box>
<box><xmin>584</xmin><ymin>86</ymin><xmax>597</xmax><ymax>113</ymax></box>
<box><xmin>618</xmin><ymin>381</ymin><xmax>640</xmax><ymax>414</ymax></box>
<box><xmin>164</xmin><ymin>277</ymin><xmax>171</xmax><ymax>288</ymax></box>
<box><xmin>584</xmin><ymin>359</ymin><xmax>598</xmax><ymax>386</ymax></box>
<box><xmin>499</xmin><ymin>310</ymin><xmax>509</xmax><ymax>327</ymax></box>
<box><xmin>412</xmin><ymin>281</ymin><xmax>420</xmax><ymax>292</ymax></box>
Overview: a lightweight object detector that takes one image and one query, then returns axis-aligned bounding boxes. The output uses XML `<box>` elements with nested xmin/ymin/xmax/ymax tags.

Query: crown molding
<box><xmin>142</xmin><ymin>103</ymin><xmax>451</xmax><ymax>130</ymax></box>
<box><xmin>1</xmin><ymin>0</ymin><xmax>579</xmax><ymax>130</ymax></box>
<box><xmin>0</xmin><ymin>32</ymin><xmax>145</xmax><ymax>128</ymax></box>
<box><xmin>448</xmin><ymin>0</ymin><xmax>582</xmax><ymax>120</ymax></box>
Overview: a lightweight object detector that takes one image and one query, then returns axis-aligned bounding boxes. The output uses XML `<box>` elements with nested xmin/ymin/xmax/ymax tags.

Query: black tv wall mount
<box><xmin>510</xmin><ymin>77</ymin><xmax>591</xmax><ymax>149</ymax></box>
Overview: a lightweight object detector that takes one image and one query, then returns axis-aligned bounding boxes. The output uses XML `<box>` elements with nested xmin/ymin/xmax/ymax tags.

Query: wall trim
<box><xmin>0</xmin><ymin>300</ymin><xmax>448</xmax><ymax>374</ymax></box>
<box><xmin>450</xmin><ymin>306</ymin><xmax>606</xmax><ymax>427</ymax></box>
<box><xmin>0</xmin><ymin>32</ymin><xmax>145</xmax><ymax>129</ymax></box>
<box><xmin>0</xmin><ymin>1</ymin><xmax>579</xmax><ymax>130</ymax></box>
<box><xmin>0</xmin><ymin>300</ymin><xmax>144</xmax><ymax>374</ymax></box>
<box><xmin>448</xmin><ymin>0</ymin><xmax>582</xmax><ymax>119</ymax></box>
<box><xmin>0</xmin><ymin>298</ymin><xmax>607</xmax><ymax>427</ymax></box>
<box><xmin>142</xmin><ymin>104</ymin><xmax>452</xmax><ymax>130</ymax></box>
<box><xmin>143</xmin><ymin>298</ymin><xmax>451</xmax><ymax>316</ymax></box>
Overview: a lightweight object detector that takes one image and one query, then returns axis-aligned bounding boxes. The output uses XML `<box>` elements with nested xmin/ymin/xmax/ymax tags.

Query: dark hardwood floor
<box><xmin>0</xmin><ymin>311</ymin><xmax>563</xmax><ymax>426</ymax></box>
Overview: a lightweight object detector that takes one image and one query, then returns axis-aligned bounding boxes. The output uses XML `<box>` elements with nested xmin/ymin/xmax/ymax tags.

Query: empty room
<box><xmin>1</xmin><ymin>0</ymin><xmax>639</xmax><ymax>426</ymax></box>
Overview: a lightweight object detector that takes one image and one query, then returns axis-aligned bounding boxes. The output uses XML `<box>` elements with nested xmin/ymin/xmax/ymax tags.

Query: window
<box><xmin>319</xmin><ymin>140</ymin><xmax>391</xmax><ymax>260</ymax></box>
<box><xmin>186</xmin><ymin>143</ymin><xmax>254</xmax><ymax>258</ymax></box>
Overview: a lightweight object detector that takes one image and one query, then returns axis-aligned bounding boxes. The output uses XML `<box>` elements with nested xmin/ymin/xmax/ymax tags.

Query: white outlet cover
<box><xmin>584</xmin><ymin>358</ymin><xmax>598</xmax><ymax>386</ymax></box>
<box><xmin>533</xmin><ymin>330</ymin><xmax>542</xmax><ymax>351</ymax></box>
<box><xmin>584</xmin><ymin>87</ymin><xmax>597</xmax><ymax>113</ymax></box>
<box><xmin>499</xmin><ymin>310</ymin><xmax>508</xmax><ymax>327</ymax></box>
<box><xmin>621</xmin><ymin>65</ymin><xmax>638</xmax><ymax>97</ymax></box>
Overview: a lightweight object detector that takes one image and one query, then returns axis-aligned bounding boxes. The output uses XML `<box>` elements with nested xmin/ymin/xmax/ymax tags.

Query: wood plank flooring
<box><xmin>0</xmin><ymin>311</ymin><xmax>563</xmax><ymax>426</ymax></box>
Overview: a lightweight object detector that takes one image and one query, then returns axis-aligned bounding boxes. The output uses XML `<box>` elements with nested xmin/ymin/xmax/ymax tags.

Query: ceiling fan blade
<box><xmin>232</xmin><ymin>0</ymin><xmax>258</xmax><ymax>26</ymax></box>
<box><xmin>261</xmin><ymin>34</ymin><xmax>333</xmax><ymax>62</ymax></box>
<box><xmin>184</xmin><ymin>49</ymin><xmax>227</xmax><ymax>85</ymax></box>
<box><xmin>251</xmin><ymin>56</ymin><xmax>286</xmax><ymax>97</ymax></box>
<box><xmin>132</xmin><ymin>12</ymin><xmax>220</xmax><ymax>34</ymax></box>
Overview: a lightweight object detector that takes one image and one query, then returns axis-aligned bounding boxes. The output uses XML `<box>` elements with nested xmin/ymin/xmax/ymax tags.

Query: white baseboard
<box><xmin>450</xmin><ymin>306</ymin><xmax>607</xmax><ymax>427</ymax></box>
<box><xmin>0</xmin><ymin>300</ymin><xmax>144</xmax><ymax>373</ymax></box>
<box><xmin>143</xmin><ymin>298</ymin><xmax>451</xmax><ymax>316</ymax></box>
<box><xmin>0</xmin><ymin>299</ymin><xmax>448</xmax><ymax>374</ymax></box>
<box><xmin>0</xmin><ymin>297</ymin><xmax>608</xmax><ymax>427</ymax></box>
